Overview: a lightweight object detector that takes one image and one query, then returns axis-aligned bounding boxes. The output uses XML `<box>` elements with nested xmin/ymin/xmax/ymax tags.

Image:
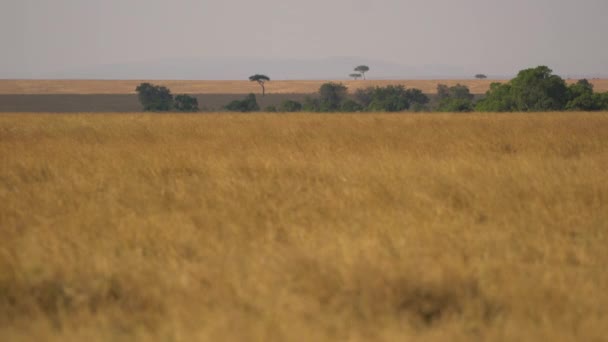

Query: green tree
<box><xmin>173</xmin><ymin>94</ymin><xmax>199</xmax><ymax>112</ymax></box>
<box><xmin>475</xmin><ymin>74</ymin><xmax>488</xmax><ymax>79</ymax></box>
<box><xmin>354</xmin><ymin>65</ymin><xmax>370</xmax><ymax>80</ymax></box>
<box><xmin>437</xmin><ymin>83</ymin><xmax>473</xmax><ymax>101</ymax></box>
<box><xmin>476</xmin><ymin>66</ymin><xmax>568</xmax><ymax>112</ymax></box>
<box><xmin>567</xmin><ymin>79</ymin><xmax>593</xmax><ymax>99</ymax></box>
<box><xmin>435</xmin><ymin>84</ymin><xmax>474</xmax><ymax>112</ymax></box>
<box><xmin>475</xmin><ymin>82</ymin><xmax>514</xmax><ymax>112</ymax></box>
<box><xmin>319</xmin><ymin>82</ymin><xmax>348</xmax><ymax>111</ymax></box>
<box><xmin>565</xmin><ymin>93</ymin><xmax>599</xmax><ymax>111</ymax></box>
<box><xmin>354</xmin><ymin>86</ymin><xmax>428</xmax><ymax>111</ymax></box>
<box><xmin>510</xmin><ymin>66</ymin><xmax>568</xmax><ymax>111</ymax></box>
<box><xmin>354</xmin><ymin>87</ymin><xmax>374</xmax><ymax>108</ymax></box>
<box><xmin>564</xmin><ymin>79</ymin><xmax>608</xmax><ymax>111</ymax></box>
<box><xmin>367</xmin><ymin>85</ymin><xmax>410</xmax><ymax>112</ymax></box>
<box><xmin>224</xmin><ymin>93</ymin><xmax>260</xmax><ymax>112</ymax></box>
<box><xmin>598</xmin><ymin>92</ymin><xmax>608</xmax><ymax>110</ymax></box>
<box><xmin>404</xmin><ymin>88</ymin><xmax>430</xmax><ymax>106</ymax></box>
<box><xmin>135</xmin><ymin>83</ymin><xmax>173</xmax><ymax>111</ymax></box>
<box><xmin>249</xmin><ymin>74</ymin><xmax>270</xmax><ymax>96</ymax></box>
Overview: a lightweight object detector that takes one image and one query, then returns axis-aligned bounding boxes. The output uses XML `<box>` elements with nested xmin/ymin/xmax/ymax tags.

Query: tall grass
<box><xmin>1</xmin><ymin>112</ymin><xmax>607</xmax><ymax>341</ymax></box>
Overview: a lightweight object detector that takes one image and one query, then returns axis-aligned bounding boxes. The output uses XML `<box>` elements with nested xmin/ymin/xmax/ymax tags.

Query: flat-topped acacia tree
<box><xmin>249</xmin><ymin>74</ymin><xmax>270</xmax><ymax>96</ymax></box>
<box><xmin>354</xmin><ymin>65</ymin><xmax>370</xmax><ymax>80</ymax></box>
<box><xmin>349</xmin><ymin>73</ymin><xmax>362</xmax><ymax>80</ymax></box>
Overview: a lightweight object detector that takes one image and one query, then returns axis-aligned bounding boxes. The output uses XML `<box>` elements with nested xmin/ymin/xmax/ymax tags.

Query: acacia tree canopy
<box><xmin>249</xmin><ymin>74</ymin><xmax>270</xmax><ymax>96</ymax></box>
<box><xmin>349</xmin><ymin>73</ymin><xmax>362</xmax><ymax>80</ymax></box>
<box><xmin>354</xmin><ymin>65</ymin><xmax>370</xmax><ymax>80</ymax></box>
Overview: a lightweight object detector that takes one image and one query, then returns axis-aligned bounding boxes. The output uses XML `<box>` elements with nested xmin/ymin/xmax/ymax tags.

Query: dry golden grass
<box><xmin>1</xmin><ymin>112</ymin><xmax>607</xmax><ymax>341</ymax></box>
<box><xmin>2</xmin><ymin>79</ymin><xmax>608</xmax><ymax>95</ymax></box>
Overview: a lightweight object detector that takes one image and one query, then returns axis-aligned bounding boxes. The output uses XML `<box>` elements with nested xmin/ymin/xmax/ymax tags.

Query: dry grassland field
<box><xmin>2</xmin><ymin>79</ymin><xmax>608</xmax><ymax>95</ymax></box>
<box><xmin>1</xmin><ymin>112</ymin><xmax>608</xmax><ymax>341</ymax></box>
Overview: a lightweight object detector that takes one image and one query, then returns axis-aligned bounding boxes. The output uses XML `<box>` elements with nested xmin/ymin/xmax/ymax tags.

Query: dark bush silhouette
<box><xmin>354</xmin><ymin>88</ymin><xmax>374</xmax><ymax>108</ymax></box>
<box><xmin>319</xmin><ymin>83</ymin><xmax>348</xmax><ymax>111</ymax></box>
<box><xmin>367</xmin><ymin>85</ymin><xmax>411</xmax><ymax>112</ymax></box>
<box><xmin>353</xmin><ymin>86</ymin><xmax>428</xmax><ymax>112</ymax></box>
<box><xmin>173</xmin><ymin>94</ymin><xmax>199</xmax><ymax>112</ymax></box>
<box><xmin>135</xmin><ymin>83</ymin><xmax>173</xmax><ymax>111</ymax></box>
<box><xmin>224</xmin><ymin>93</ymin><xmax>260</xmax><ymax>112</ymax></box>
<box><xmin>436</xmin><ymin>84</ymin><xmax>474</xmax><ymax>112</ymax></box>
<box><xmin>476</xmin><ymin>66</ymin><xmax>568</xmax><ymax>112</ymax></box>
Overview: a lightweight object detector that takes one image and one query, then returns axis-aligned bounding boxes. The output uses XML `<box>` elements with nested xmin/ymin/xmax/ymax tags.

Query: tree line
<box><xmin>135</xmin><ymin>66</ymin><xmax>608</xmax><ymax>113</ymax></box>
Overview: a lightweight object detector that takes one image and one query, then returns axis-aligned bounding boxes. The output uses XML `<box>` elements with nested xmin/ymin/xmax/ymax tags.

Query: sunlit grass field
<box><xmin>1</xmin><ymin>112</ymin><xmax>607</xmax><ymax>341</ymax></box>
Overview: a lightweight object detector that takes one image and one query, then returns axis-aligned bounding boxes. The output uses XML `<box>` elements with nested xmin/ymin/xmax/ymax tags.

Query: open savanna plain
<box><xmin>0</xmin><ymin>79</ymin><xmax>505</xmax><ymax>95</ymax></box>
<box><xmin>1</xmin><ymin>112</ymin><xmax>607</xmax><ymax>341</ymax></box>
<box><xmin>2</xmin><ymin>79</ymin><xmax>608</xmax><ymax>95</ymax></box>
<box><xmin>2</xmin><ymin>79</ymin><xmax>607</xmax><ymax>113</ymax></box>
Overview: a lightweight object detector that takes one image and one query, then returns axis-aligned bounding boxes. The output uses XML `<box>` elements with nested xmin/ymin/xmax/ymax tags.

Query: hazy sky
<box><xmin>2</xmin><ymin>0</ymin><xmax>608</xmax><ymax>79</ymax></box>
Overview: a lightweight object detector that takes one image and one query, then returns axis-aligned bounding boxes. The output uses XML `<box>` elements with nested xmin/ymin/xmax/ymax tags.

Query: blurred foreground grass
<box><xmin>1</xmin><ymin>112</ymin><xmax>607</xmax><ymax>341</ymax></box>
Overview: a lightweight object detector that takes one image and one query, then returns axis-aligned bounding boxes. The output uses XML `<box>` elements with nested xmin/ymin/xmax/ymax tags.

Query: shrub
<box><xmin>437</xmin><ymin>84</ymin><xmax>473</xmax><ymax>101</ymax></box>
<box><xmin>434</xmin><ymin>84</ymin><xmax>474</xmax><ymax>112</ymax></box>
<box><xmin>477</xmin><ymin>66</ymin><xmax>568</xmax><ymax>112</ymax></box>
<box><xmin>564</xmin><ymin>79</ymin><xmax>606</xmax><ymax>111</ymax></box>
<box><xmin>135</xmin><ymin>83</ymin><xmax>173</xmax><ymax>111</ymax></box>
<box><xmin>354</xmin><ymin>86</ymin><xmax>428</xmax><ymax>112</ymax></box>
<box><xmin>366</xmin><ymin>85</ymin><xmax>411</xmax><ymax>112</ymax></box>
<box><xmin>405</xmin><ymin>88</ymin><xmax>430</xmax><ymax>105</ymax></box>
<box><xmin>354</xmin><ymin>87</ymin><xmax>374</xmax><ymax>108</ymax></box>
<box><xmin>319</xmin><ymin>83</ymin><xmax>348</xmax><ymax>111</ymax></box>
<box><xmin>173</xmin><ymin>94</ymin><xmax>199</xmax><ymax>112</ymax></box>
<box><xmin>475</xmin><ymin>83</ymin><xmax>514</xmax><ymax>112</ymax></box>
<box><xmin>510</xmin><ymin>66</ymin><xmax>568</xmax><ymax>111</ymax></box>
<box><xmin>302</xmin><ymin>96</ymin><xmax>321</xmax><ymax>112</ymax></box>
<box><xmin>224</xmin><ymin>94</ymin><xmax>260</xmax><ymax>112</ymax></box>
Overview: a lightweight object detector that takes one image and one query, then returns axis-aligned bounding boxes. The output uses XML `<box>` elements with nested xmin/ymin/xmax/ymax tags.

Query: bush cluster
<box><xmin>476</xmin><ymin>66</ymin><xmax>608</xmax><ymax>112</ymax></box>
<box><xmin>297</xmin><ymin>83</ymin><xmax>429</xmax><ymax>113</ymax></box>
<box><xmin>436</xmin><ymin>84</ymin><xmax>475</xmax><ymax>112</ymax></box>
<box><xmin>136</xmin><ymin>66</ymin><xmax>608</xmax><ymax>113</ymax></box>
<box><xmin>135</xmin><ymin>83</ymin><xmax>199</xmax><ymax>112</ymax></box>
<box><xmin>224</xmin><ymin>94</ymin><xmax>260</xmax><ymax>112</ymax></box>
